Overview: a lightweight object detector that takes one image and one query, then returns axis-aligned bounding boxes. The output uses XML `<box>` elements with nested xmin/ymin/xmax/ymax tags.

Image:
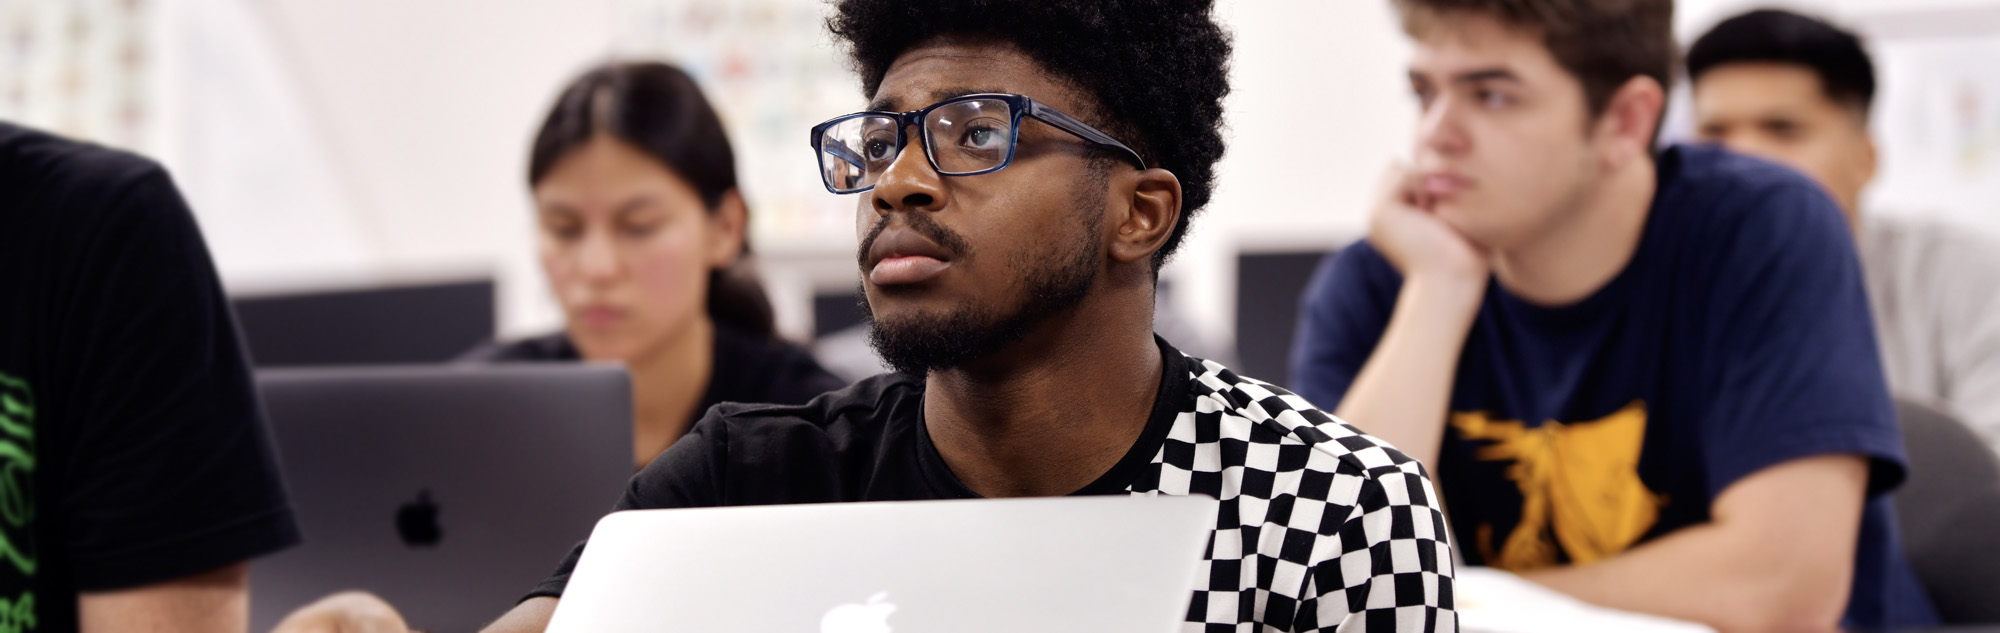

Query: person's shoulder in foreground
<box><xmin>1</xmin><ymin>122</ymin><xmax>158</xmax><ymax>191</ymax></box>
<box><xmin>0</xmin><ymin>121</ymin><xmax>300</xmax><ymax>631</ymax></box>
<box><xmin>554</xmin><ymin>338</ymin><xmax>1454</xmax><ymax>631</ymax></box>
<box><xmin>1663</xmin><ymin>141</ymin><xmax>1836</xmax><ymax>214</ymax></box>
<box><xmin>457</xmin><ymin>332</ymin><xmax>582</xmax><ymax>362</ymax></box>
<box><xmin>457</xmin><ymin>324</ymin><xmax>846</xmax><ymax>408</ymax></box>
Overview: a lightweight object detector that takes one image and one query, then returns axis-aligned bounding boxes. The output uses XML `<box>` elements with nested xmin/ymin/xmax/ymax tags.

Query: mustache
<box><xmin>856</xmin><ymin>210</ymin><xmax>972</xmax><ymax>269</ymax></box>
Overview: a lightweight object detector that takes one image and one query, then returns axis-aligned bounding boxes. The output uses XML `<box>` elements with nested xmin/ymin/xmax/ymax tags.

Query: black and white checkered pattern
<box><xmin>1130</xmin><ymin>354</ymin><xmax>1456</xmax><ymax>632</ymax></box>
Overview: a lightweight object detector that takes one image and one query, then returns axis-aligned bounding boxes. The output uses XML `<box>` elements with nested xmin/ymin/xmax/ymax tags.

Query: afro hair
<box><xmin>827</xmin><ymin>0</ymin><xmax>1232</xmax><ymax>270</ymax></box>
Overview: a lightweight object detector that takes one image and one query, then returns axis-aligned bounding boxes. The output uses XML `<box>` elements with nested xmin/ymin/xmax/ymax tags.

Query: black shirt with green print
<box><xmin>0</xmin><ymin>122</ymin><xmax>300</xmax><ymax>632</ymax></box>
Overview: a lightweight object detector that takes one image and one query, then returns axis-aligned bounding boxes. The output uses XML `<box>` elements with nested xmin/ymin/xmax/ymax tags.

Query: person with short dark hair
<box><xmin>0</xmin><ymin>121</ymin><xmax>302</xmax><ymax>632</ymax></box>
<box><xmin>459</xmin><ymin>61</ymin><xmax>846</xmax><ymax>469</ymax></box>
<box><xmin>1290</xmin><ymin>0</ymin><xmax>1936</xmax><ymax>629</ymax></box>
<box><xmin>475</xmin><ymin>1</ymin><xmax>1455</xmax><ymax>631</ymax></box>
<box><xmin>1688</xmin><ymin>8</ymin><xmax>2000</xmax><ymax>459</ymax></box>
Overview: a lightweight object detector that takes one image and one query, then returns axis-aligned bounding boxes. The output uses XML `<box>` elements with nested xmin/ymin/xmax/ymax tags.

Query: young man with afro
<box><xmin>467</xmin><ymin>0</ymin><xmax>1456</xmax><ymax>631</ymax></box>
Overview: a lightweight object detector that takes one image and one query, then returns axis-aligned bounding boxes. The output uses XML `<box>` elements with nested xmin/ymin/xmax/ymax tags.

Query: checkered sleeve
<box><xmin>1307</xmin><ymin>460</ymin><xmax>1455</xmax><ymax>632</ymax></box>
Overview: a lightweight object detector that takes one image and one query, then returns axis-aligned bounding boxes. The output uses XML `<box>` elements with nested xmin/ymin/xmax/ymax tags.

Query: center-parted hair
<box><xmin>1686</xmin><ymin>9</ymin><xmax>1876</xmax><ymax>117</ymax></box>
<box><xmin>826</xmin><ymin>0</ymin><xmax>1232</xmax><ymax>271</ymax></box>
<box><xmin>530</xmin><ymin>61</ymin><xmax>777</xmax><ymax>338</ymax></box>
<box><xmin>1393</xmin><ymin>0</ymin><xmax>1676</xmax><ymax>122</ymax></box>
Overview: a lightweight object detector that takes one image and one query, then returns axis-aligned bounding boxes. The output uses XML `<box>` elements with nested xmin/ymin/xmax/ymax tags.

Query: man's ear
<box><xmin>1596</xmin><ymin>75</ymin><xmax>1666</xmax><ymax>169</ymax></box>
<box><xmin>706</xmin><ymin>189</ymin><xmax>750</xmax><ymax>268</ymax></box>
<box><xmin>1108</xmin><ymin>167</ymin><xmax>1182</xmax><ymax>265</ymax></box>
<box><xmin>1859</xmin><ymin>132</ymin><xmax>1879</xmax><ymax>188</ymax></box>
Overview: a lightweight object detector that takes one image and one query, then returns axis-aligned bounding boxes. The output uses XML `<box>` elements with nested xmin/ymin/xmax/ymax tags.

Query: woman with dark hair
<box><xmin>462</xmin><ymin>60</ymin><xmax>845</xmax><ymax>469</ymax></box>
<box><xmin>271</xmin><ymin>60</ymin><xmax>847</xmax><ymax>633</ymax></box>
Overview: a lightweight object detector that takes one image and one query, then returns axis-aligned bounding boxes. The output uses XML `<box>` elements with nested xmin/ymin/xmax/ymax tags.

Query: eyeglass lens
<box><xmin>818</xmin><ymin>98</ymin><xmax>1015</xmax><ymax>193</ymax></box>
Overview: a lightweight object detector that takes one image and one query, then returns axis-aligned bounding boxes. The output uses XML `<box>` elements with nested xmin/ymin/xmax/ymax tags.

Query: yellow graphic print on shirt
<box><xmin>1450</xmin><ymin>401</ymin><xmax>1663</xmax><ymax>571</ymax></box>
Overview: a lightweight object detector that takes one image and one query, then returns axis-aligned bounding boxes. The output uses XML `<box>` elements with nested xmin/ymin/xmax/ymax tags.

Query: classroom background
<box><xmin>5</xmin><ymin>0</ymin><xmax>1997</xmax><ymax>381</ymax></box>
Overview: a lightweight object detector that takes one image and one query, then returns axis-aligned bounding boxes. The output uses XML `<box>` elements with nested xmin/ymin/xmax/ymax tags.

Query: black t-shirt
<box><xmin>527</xmin><ymin>338</ymin><xmax>1456</xmax><ymax>631</ymax></box>
<box><xmin>0</xmin><ymin>123</ymin><xmax>301</xmax><ymax>630</ymax></box>
<box><xmin>459</xmin><ymin>324</ymin><xmax>848</xmax><ymax>436</ymax></box>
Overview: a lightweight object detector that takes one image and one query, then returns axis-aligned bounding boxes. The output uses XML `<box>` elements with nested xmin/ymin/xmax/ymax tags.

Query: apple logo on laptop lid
<box><xmin>396</xmin><ymin>489</ymin><xmax>443</xmax><ymax>547</ymax></box>
<box><xmin>821</xmin><ymin>591</ymin><xmax>895</xmax><ymax>633</ymax></box>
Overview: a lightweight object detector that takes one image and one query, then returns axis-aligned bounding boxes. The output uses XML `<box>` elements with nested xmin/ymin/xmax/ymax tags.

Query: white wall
<box><xmin>1672</xmin><ymin>0</ymin><xmax>2000</xmax><ymax>239</ymax></box>
<box><xmin>155</xmin><ymin>0</ymin><xmax>620</xmax><ymax>337</ymax></box>
<box><xmin>1166</xmin><ymin>0</ymin><xmax>1416</xmax><ymax>351</ymax></box>
<box><xmin>141</xmin><ymin>0</ymin><xmax>1422</xmax><ymax>348</ymax></box>
<box><xmin>101</xmin><ymin>0</ymin><xmax>2000</xmax><ymax>352</ymax></box>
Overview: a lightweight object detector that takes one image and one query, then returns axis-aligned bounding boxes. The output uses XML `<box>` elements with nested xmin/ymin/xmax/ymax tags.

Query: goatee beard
<box><xmin>863</xmin><ymin>218</ymin><xmax>1102</xmax><ymax>375</ymax></box>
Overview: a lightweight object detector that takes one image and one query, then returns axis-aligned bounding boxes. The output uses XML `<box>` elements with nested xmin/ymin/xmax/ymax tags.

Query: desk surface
<box><xmin>1458</xmin><ymin>567</ymin><xmax>1996</xmax><ymax>633</ymax></box>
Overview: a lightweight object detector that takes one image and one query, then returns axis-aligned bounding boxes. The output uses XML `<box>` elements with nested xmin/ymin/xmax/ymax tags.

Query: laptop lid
<box><xmin>250</xmin><ymin>364</ymin><xmax>633</xmax><ymax>633</ymax></box>
<box><xmin>547</xmin><ymin>495</ymin><xmax>1217</xmax><ymax>633</ymax></box>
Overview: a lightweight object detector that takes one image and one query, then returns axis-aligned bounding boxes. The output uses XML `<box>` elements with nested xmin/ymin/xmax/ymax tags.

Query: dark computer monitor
<box><xmin>232</xmin><ymin>279</ymin><xmax>495</xmax><ymax>366</ymax></box>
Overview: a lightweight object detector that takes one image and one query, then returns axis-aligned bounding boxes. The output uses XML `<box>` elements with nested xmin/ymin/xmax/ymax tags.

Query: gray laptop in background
<box><xmin>250</xmin><ymin>364</ymin><xmax>633</xmax><ymax>633</ymax></box>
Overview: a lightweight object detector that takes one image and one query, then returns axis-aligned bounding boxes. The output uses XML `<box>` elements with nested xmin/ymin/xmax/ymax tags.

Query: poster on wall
<box><xmin>1866</xmin><ymin>36</ymin><xmax>2000</xmax><ymax>237</ymax></box>
<box><xmin>615</xmin><ymin>0</ymin><xmax>866</xmax><ymax>256</ymax></box>
<box><xmin>0</xmin><ymin>0</ymin><xmax>152</xmax><ymax>151</ymax></box>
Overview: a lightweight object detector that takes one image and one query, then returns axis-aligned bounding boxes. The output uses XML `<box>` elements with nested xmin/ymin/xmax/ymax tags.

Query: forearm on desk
<box><xmin>78</xmin><ymin>562</ymin><xmax>248</xmax><ymax>633</ymax></box>
<box><xmin>1333</xmin><ymin>276</ymin><xmax>1482</xmax><ymax>468</ymax></box>
<box><xmin>1519</xmin><ymin>455</ymin><xmax>1868</xmax><ymax>633</ymax></box>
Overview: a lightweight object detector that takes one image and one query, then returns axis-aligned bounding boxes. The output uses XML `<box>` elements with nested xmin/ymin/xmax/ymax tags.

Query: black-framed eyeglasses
<box><xmin>809</xmin><ymin>93</ymin><xmax>1147</xmax><ymax>195</ymax></box>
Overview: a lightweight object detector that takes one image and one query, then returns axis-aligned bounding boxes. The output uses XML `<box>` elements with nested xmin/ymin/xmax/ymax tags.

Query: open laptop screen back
<box><xmin>250</xmin><ymin>364</ymin><xmax>632</xmax><ymax>632</ymax></box>
<box><xmin>548</xmin><ymin>496</ymin><xmax>1216</xmax><ymax>633</ymax></box>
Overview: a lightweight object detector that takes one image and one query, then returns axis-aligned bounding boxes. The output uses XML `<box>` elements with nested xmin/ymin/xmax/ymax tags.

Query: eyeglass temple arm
<box><xmin>1026</xmin><ymin>101</ymin><xmax>1148</xmax><ymax>169</ymax></box>
<box><xmin>822</xmin><ymin>141</ymin><xmax>867</xmax><ymax>170</ymax></box>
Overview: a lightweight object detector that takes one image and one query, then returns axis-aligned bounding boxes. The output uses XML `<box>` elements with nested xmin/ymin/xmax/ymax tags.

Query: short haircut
<box><xmin>826</xmin><ymin>0</ymin><xmax>1232</xmax><ymax>271</ymax></box>
<box><xmin>1686</xmin><ymin>9</ymin><xmax>1876</xmax><ymax>116</ymax></box>
<box><xmin>1392</xmin><ymin>0</ymin><xmax>1676</xmax><ymax>120</ymax></box>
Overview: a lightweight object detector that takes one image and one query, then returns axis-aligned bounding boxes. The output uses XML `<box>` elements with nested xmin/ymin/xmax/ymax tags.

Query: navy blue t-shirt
<box><xmin>1289</xmin><ymin>144</ymin><xmax>1935</xmax><ymax>627</ymax></box>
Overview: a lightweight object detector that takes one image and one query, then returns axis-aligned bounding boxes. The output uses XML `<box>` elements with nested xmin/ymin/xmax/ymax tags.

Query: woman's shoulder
<box><xmin>710</xmin><ymin>325</ymin><xmax>851</xmax><ymax>406</ymax></box>
<box><xmin>454</xmin><ymin>332</ymin><xmax>580</xmax><ymax>363</ymax></box>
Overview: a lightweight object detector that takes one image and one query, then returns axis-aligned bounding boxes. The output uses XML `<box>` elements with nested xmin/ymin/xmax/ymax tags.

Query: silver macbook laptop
<box><xmin>250</xmin><ymin>364</ymin><xmax>633</xmax><ymax>633</ymax></box>
<box><xmin>547</xmin><ymin>496</ymin><xmax>1217</xmax><ymax>633</ymax></box>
